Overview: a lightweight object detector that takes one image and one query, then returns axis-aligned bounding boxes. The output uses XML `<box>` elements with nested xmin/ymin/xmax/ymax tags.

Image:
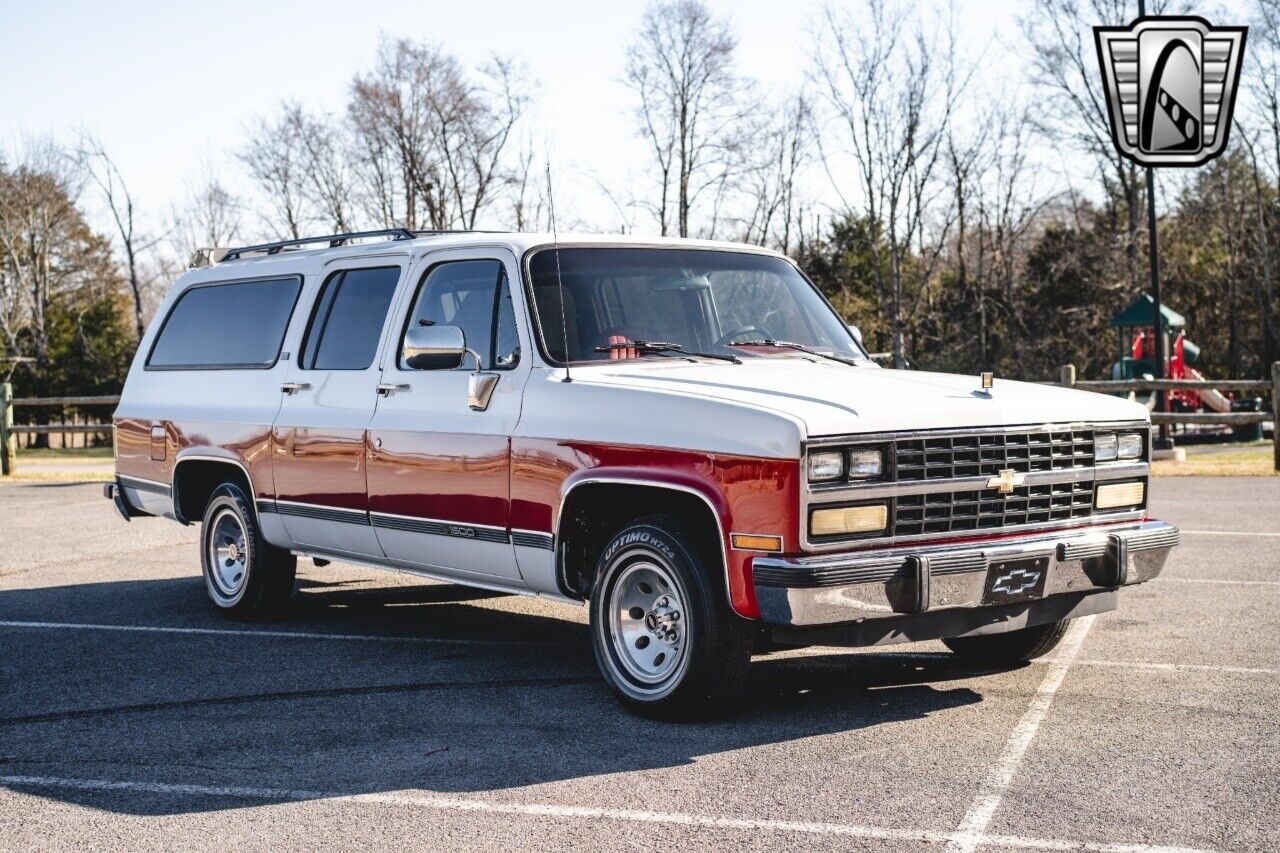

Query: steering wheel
<box><xmin>715</xmin><ymin>325</ymin><xmax>776</xmax><ymax>347</ymax></box>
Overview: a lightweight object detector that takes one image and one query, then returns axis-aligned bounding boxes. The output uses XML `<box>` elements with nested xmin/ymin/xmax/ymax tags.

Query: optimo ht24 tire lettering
<box><xmin>200</xmin><ymin>483</ymin><xmax>297</xmax><ymax>619</ymax></box>
<box><xmin>589</xmin><ymin>516</ymin><xmax>753</xmax><ymax>717</ymax></box>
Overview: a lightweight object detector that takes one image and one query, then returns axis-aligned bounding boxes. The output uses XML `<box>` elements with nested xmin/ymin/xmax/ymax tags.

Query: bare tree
<box><xmin>812</xmin><ymin>0</ymin><xmax>965</xmax><ymax>366</ymax></box>
<box><xmin>0</xmin><ymin>141</ymin><xmax>120</xmax><ymax>442</ymax></box>
<box><xmin>1248</xmin><ymin>0</ymin><xmax>1280</xmax><ymax>181</ymax></box>
<box><xmin>239</xmin><ymin>105</ymin><xmax>310</xmax><ymax>239</ymax></box>
<box><xmin>170</xmin><ymin>172</ymin><xmax>242</xmax><ymax>262</ymax></box>
<box><xmin>1020</xmin><ymin>0</ymin><xmax>1186</xmax><ymax>292</ymax></box>
<box><xmin>77</xmin><ymin>134</ymin><xmax>161</xmax><ymax>340</ymax></box>
<box><xmin>624</xmin><ymin>0</ymin><xmax>749</xmax><ymax>237</ymax></box>
<box><xmin>348</xmin><ymin>39</ymin><xmax>529</xmax><ymax>231</ymax></box>
<box><xmin>738</xmin><ymin>93</ymin><xmax>811</xmax><ymax>252</ymax></box>
<box><xmin>0</xmin><ymin>143</ymin><xmax>84</xmax><ymax>382</ymax></box>
<box><xmin>973</xmin><ymin>107</ymin><xmax>1056</xmax><ymax>363</ymax></box>
<box><xmin>289</xmin><ymin>105</ymin><xmax>355</xmax><ymax>233</ymax></box>
<box><xmin>1234</xmin><ymin>122</ymin><xmax>1280</xmax><ymax>361</ymax></box>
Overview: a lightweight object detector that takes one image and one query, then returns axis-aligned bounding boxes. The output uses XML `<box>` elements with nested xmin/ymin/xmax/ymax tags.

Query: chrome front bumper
<box><xmin>753</xmin><ymin>520</ymin><xmax>1178</xmax><ymax>646</ymax></box>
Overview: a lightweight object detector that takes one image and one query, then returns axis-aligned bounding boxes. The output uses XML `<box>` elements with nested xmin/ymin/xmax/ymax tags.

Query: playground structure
<box><xmin>1110</xmin><ymin>294</ymin><xmax>1244</xmax><ymax>420</ymax></box>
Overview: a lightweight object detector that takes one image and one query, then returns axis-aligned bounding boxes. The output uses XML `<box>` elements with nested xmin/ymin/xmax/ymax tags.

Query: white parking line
<box><xmin>0</xmin><ymin>619</ymin><xmax>557</xmax><ymax>647</ymax></box>
<box><xmin>1065</xmin><ymin>659</ymin><xmax>1279</xmax><ymax>677</ymax></box>
<box><xmin>1180</xmin><ymin>530</ymin><xmax>1280</xmax><ymax>538</ymax></box>
<box><xmin>0</xmin><ymin>774</ymin><xmax>1214</xmax><ymax>853</ymax></box>
<box><xmin>945</xmin><ymin>615</ymin><xmax>1095</xmax><ymax>853</ymax></box>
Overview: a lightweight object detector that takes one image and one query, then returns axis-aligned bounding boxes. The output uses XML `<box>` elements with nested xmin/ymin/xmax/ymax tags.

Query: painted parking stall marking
<box><xmin>945</xmin><ymin>616</ymin><xmax>1096</xmax><ymax>853</ymax></box>
<box><xmin>0</xmin><ymin>774</ymin><xmax>1216</xmax><ymax>853</ymax></box>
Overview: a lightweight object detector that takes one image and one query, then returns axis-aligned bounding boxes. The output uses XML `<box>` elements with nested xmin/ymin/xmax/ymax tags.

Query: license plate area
<box><xmin>982</xmin><ymin>555</ymin><xmax>1050</xmax><ymax>605</ymax></box>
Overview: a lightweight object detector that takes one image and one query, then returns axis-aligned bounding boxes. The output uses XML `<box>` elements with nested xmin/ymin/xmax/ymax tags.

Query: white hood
<box><xmin>572</xmin><ymin>356</ymin><xmax>1149</xmax><ymax>437</ymax></box>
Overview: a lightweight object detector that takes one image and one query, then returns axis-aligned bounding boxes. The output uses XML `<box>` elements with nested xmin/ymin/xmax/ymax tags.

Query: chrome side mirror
<box><xmin>402</xmin><ymin>323</ymin><xmax>501</xmax><ymax>411</ymax></box>
<box><xmin>403</xmin><ymin>324</ymin><xmax>466</xmax><ymax>370</ymax></box>
<box><xmin>847</xmin><ymin>324</ymin><xmax>864</xmax><ymax>347</ymax></box>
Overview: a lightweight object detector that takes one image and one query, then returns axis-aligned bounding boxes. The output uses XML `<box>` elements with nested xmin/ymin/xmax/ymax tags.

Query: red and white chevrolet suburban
<box><xmin>107</xmin><ymin>229</ymin><xmax>1177</xmax><ymax>716</ymax></box>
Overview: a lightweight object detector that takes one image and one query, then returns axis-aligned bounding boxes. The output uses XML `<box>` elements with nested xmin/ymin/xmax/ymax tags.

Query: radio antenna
<box><xmin>546</xmin><ymin>162</ymin><xmax>571</xmax><ymax>383</ymax></box>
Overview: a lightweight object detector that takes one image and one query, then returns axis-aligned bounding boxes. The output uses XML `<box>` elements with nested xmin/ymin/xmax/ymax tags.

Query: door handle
<box><xmin>280</xmin><ymin>382</ymin><xmax>311</xmax><ymax>394</ymax></box>
<box><xmin>376</xmin><ymin>383</ymin><xmax>411</xmax><ymax>396</ymax></box>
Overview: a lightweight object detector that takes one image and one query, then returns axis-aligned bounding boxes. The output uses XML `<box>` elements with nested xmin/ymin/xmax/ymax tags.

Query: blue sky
<box><xmin>1</xmin><ymin>0</ymin><xmax>1030</xmax><ymax>237</ymax></box>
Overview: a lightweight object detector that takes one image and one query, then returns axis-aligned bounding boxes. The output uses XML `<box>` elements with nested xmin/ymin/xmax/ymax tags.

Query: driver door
<box><xmin>364</xmin><ymin>248</ymin><xmax>530</xmax><ymax>585</ymax></box>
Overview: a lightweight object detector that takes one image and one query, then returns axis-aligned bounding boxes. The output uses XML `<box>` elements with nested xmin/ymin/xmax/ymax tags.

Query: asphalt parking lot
<box><xmin>0</xmin><ymin>478</ymin><xmax>1276</xmax><ymax>852</ymax></box>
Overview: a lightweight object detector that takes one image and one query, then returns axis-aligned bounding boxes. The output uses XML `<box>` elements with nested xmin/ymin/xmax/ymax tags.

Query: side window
<box><xmin>402</xmin><ymin>260</ymin><xmax>520</xmax><ymax>370</ymax></box>
<box><xmin>300</xmin><ymin>266</ymin><xmax>401</xmax><ymax>370</ymax></box>
<box><xmin>147</xmin><ymin>276</ymin><xmax>301</xmax><ymax>369</ymax></box>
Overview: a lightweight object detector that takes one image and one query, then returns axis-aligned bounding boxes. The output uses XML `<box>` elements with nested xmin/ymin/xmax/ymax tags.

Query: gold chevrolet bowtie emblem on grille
<box><xmin>986</xmin><ymin>468</ymin><xmax>1026</xmax><ymax>495</ymax></box>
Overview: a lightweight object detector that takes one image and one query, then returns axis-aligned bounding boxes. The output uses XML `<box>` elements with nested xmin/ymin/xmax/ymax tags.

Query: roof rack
<box><xmin>220</xmin><ymin>229</ymin><xmax>417</xmax><ymax>262</ymax></box>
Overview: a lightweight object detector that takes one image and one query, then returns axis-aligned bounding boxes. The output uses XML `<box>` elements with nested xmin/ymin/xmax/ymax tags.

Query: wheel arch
<box><xmin>172</xmin><ymin>453</ymin><xmax>258</xmax><ymax>525</ymax></box>
<box><xmin>555</xmin><ymin>475</ymin><xmax>730</xmax><ymax>606</ymax></box>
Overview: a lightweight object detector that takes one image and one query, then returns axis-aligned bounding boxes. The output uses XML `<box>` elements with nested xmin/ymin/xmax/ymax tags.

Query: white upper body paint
<box><xmin>517</xmin><ymin>359</ymin><xmax>1149</xmax><ymax>460</ymax></box>
<box><xmin>127</xmin><ymin>231</ymin><xmax>1150</xmax><ymax>463</ymax></box>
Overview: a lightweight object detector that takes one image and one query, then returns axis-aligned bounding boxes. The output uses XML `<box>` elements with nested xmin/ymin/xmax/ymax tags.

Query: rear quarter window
<box><xmin>147</xmin><ymin>276</ymin><xmax>302</xmax><ymax>370</ymax></box>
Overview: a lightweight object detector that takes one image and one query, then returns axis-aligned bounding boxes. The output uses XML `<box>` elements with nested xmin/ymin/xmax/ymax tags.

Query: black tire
<box><xmin>200</xmin><ymin>483</ymin><xmax>296</xmax><ymax>619</ymax></box>
<box><xmin>589</xmin><ymin>515</ymin><xmax>754</xmax><ymax>719</ymax></box>
<box><xmin>942</xmin><ymin>618</ymin><xmax>1071</xmax><ymax>666</ymax></box>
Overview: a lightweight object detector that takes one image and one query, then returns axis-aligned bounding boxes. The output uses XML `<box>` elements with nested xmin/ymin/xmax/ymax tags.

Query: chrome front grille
<box><xmin>802</xmin><ymin>421</ymin><xmax>1151</xmax><ymax>551</ymax></box>
<box><xmin>893</xmin><ymin>481</ymin><xmax>1094</xmax><ymax>537</ymax></box>
<box><xmin>893</xmin><ymin>429</ymin><xmax>1095</xmax><ymax>482</ymax></box>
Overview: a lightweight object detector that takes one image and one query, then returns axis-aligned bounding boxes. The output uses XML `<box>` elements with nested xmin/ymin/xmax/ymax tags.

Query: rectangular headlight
<box><xmin>810</xmin><ymin>503</ymin><xmax>888</xmax><ymax>537</ymax></box>
<box><xmin>847</xmin><ymin>448</ymin><xmax>883</xmax><ymax>479</ymax></box>
<box><xmin>807</xmin><ymin>451</ymin><xmax>844</xmax><ymax>482</ymax></box>
<box><xmin>1095</xmin><ymin>432</ymin><xmax>1118</xmax><ymax>462</ymax></box>
<box><xmin>1096</xmin><ymin>481</ymin><xmax>1145</xmax><ymax>509</ymax></box>
<box><xmin>1117</xmin><ymin>432</ymin><xmax>1144</xmax><ymax>460</ymax></box>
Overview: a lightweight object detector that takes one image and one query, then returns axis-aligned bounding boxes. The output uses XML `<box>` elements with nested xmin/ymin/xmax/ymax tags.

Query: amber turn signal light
<box><xmin>1095</xmin><ymin>481</ymin><xmax>1145</xmax><ymax>509</ymax></box>
<box><xmin>810</xmin><ymin>504</ymin><xmax>888</xmax><ymax>537</ymax></box>
<box><xmin>731</xmin><ymin>533</ymin><xmax>783</xmax><ymax>552</ymax></box>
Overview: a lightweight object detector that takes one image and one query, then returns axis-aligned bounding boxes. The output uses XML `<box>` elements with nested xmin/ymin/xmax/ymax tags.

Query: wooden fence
<box><xmin>1057</xmin><ymin>362</ymin><xmax>1280</xmax><ymax>471</ymax></box>
<box><xmin>0</xmin><ymin>383</ymin><xmax>119</xmax><ymax>475</ymax></box>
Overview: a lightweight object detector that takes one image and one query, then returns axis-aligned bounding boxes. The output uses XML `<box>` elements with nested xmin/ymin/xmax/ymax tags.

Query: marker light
<box><xmin>810</xmin><ymin>504</ymin><xmax>888</xmax><ymax>537</ymax></box>
<box><xmin>1096</xmin><ymin>481</ymin><xmax>1145</xmax><ymax>509</ymax></box>
<box><xmin>731</xmin><ymin>533</ymin><xmax>783</xmax><ymax>552</ymax></box>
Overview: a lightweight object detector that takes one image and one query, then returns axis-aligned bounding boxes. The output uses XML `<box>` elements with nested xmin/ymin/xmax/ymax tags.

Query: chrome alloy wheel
<box><xmin>207</xmin><ymin>508</ymin><xmax>249</xmax><ymax>599</ymax></box>
<box><xmin>607</xmin><ymin>560</ymin><xmax>689</xmax><ymax>686</ymax></box>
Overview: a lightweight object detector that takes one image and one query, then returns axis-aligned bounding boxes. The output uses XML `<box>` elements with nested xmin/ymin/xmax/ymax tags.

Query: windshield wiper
<box><xmin>594</xmin><ymin>340</ymin><xmax>741</xmax><ymax>364</ymax></box>
<box><xmin>731</xmin><ymin>339</ymin><xmax>859</xmax><ymax>366</ymax></box>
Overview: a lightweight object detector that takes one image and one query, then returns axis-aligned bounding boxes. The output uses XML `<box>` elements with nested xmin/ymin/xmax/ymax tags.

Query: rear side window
<box><xmin>147</xmin><ymin>276</ymin><xmax>302</xmax><ymax>369</ymax></box>
<box><xmin>300</xmin><ymin>266</ymin><xmax>402</xmax><ymax>370</ymax></box>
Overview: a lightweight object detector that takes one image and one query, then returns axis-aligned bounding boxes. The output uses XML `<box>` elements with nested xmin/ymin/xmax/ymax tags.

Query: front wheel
<box><xmin>589</xmin><ymin>516</ymin><xmax>753</xmax><ymax>719</ymax></box>
<box><xmin>200</xmin><ymin>483</ymin><xmax>296</xmax><ymax>619</ymax></box>
<box><xmin>942</xmin><ymin>618</ymin><xmax>1071</xmax><ymax>666</ymax></box>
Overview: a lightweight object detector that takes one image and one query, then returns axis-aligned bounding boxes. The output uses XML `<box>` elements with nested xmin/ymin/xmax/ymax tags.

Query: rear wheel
<box><xmin>942</xmin><ymin>618</ymin><xmax>1071</xmax><ymax>666</ymax></box>
<box><xmin>200</xmin><ymin>483</ymin><xmax>296</xmax><ymax>619</ymax></box>
<box><xmin>589</xmin><ymin>516</ymin><xmax>753</xmax><ymax>719</ymax></box>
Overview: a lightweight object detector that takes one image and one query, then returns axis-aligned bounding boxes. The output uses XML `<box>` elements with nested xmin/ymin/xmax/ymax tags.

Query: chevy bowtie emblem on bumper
<box><xmin>1095</xmin><ymin>16</ymin><xmax>1247</xmax><ymax>167</ymax></box>
<box><xmin>991</xmin><ymin>567</ymin><xmax>1042</xmax><ymax>596</ymax></box>
<box><xmin>986</xmin><ymin>468</ymin><xmax>1025</xmax><ymax>495</ymax></box>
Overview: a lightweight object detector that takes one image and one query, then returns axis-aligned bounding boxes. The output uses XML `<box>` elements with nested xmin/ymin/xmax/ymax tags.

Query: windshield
<box><xmin>526</xmin><ymin>248</ymin><xmax>864</xmax><ymax>365</ymax></box>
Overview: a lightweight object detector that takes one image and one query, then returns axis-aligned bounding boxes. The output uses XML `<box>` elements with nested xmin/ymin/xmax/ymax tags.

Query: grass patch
<box><xmin>1152</xmin><ymin>442</ymin><xmax>1278</xmax><ymax>476</ymax></box>
<box><xmin>15</xmin><ymin>446</ymin><xmax>113</xmax><ymax>460</ymax></box>
<box><xmin>2</xmin><ymin>471</ymin><xmax>114</xmax><ymax>483</ymax></box>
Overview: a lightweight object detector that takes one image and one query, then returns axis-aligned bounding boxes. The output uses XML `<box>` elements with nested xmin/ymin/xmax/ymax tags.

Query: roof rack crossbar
<box><xmin>221</xmin><ymin>228</ymin><xmax>416</xmax><ymax>262</ymax></box>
